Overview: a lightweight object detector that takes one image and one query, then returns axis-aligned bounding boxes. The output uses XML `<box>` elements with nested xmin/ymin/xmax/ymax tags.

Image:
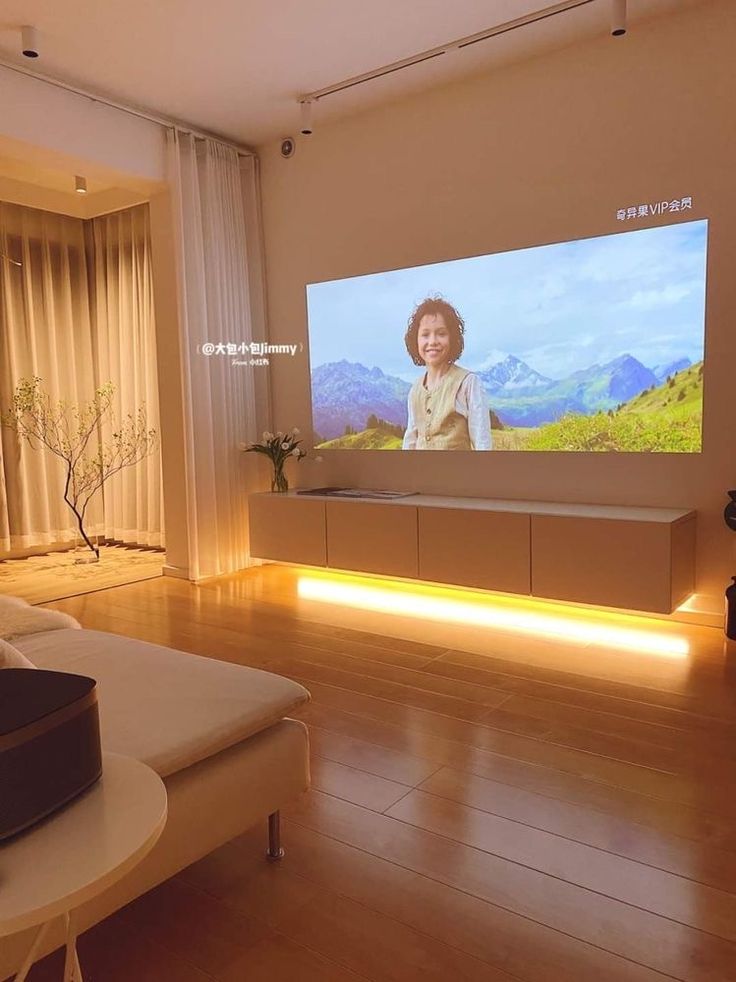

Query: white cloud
<box><xmin>625</xmin><ymin>282</ymin><xmax>695</xmax><ymax>310</ymax></box>
<box><xmin>539</xmin><ymin>274</ymin><xmax>568</xmax><ymax>301</ymax></box>
<box><xmin>308</xmin><ymin>220</ymin><xmax>707</xmax><ymax>382</ymax></box>
<box><xmin>476</xmin><ymin>348</ymin><xmax>510</xmax><ymax>370</ymax></box>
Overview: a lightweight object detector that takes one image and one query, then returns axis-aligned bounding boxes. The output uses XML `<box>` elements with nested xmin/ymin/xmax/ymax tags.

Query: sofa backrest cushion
<box><xmin>0</xmin><ymin>595</ymin><xmax>80</xmax><ymax>642</ymax></box>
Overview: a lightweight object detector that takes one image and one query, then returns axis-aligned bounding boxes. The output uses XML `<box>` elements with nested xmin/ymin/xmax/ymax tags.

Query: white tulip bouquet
<box><xmin>244</xmin><ymin>429</ymin><xmax>305</xmax><ymax>492</ymax></box>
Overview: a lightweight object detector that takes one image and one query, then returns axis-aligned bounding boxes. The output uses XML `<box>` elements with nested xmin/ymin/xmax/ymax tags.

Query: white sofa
<box><xmin>0</xmin><ymin>598</ymin><xmax>310</xmax><ymax>979</ymax></box>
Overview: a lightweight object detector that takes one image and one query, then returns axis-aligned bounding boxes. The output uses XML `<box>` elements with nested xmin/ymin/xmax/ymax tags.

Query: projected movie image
<box><xmin>307</xmin><ymin>219</ymin><xmax>707</xmax><ymax>452</ymax></box>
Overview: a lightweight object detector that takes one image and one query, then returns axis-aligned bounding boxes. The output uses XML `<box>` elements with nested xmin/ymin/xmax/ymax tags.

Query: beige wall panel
<box><xmin>531</xmin><ymin>516</ymin><xmax>673</xmax><ymax>613</ymax></box>
<box><xmin>326</xmin><ymin>501</ymin><xmax>418</xmax><ymax>577</ymax></box>
<box><xmin>671</xmin><ymin>517</ymin><xmax>697</xmax><ymax>609</ymax></box>
<box><xmin>260</xmin><ymin>0</ymin><xmax>733</xmax><ymax>618</ymax></box>
<box><xmin>419</xmin><ymin>508</ymin><xmax>530</xmax><ymax>594</ymax></box>
<box><xmin>249</xmin><ymin>495</ymin><xmax>326</xmax><ymax>566</ymax></box>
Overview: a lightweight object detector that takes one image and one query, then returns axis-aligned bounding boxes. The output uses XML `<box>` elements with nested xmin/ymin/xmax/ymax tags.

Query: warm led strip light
<box><xmin>297</xmin><ymin>575</ymin><xmax>690</xmax><ymax>659</ymax></box>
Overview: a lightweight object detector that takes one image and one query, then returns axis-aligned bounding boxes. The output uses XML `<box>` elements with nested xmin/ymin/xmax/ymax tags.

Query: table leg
<box><xmin>14</xmin><ymin>920</ymin><xmax>51</xmax><ymax>982</ymax></box>
<box><xmin>62</xmin><ymin>912</ymin><xmax>82</xmax><ymax>982</ymax></box>
<box><xmin>267</xmin><ymin>810</ymin><xmax>285</xmax><ymax>860</ymax></box>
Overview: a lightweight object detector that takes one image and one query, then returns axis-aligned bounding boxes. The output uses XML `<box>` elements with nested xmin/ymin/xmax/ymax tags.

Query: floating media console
<box><xmin>249</xmin><ymin>492</ymin><xmax>696</xmax><ymax>615</ymax></box>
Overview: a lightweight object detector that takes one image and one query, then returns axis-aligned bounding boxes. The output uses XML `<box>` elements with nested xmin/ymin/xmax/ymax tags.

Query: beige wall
<box><xmin>258</xmin><ymin>0</ymin><xmax>736</xmax><ymax>612</ymax></box>
<box><xmin>0</xmin><ymin>67</ymin><xmax>165</xmax><ymax>183</ymax></box>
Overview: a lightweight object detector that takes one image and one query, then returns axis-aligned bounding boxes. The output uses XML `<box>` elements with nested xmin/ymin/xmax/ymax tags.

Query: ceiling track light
<box><xmin>298</xmin><ymin>99</ymin><xmax>314</xmax><ymax>135</ymax></box>
<box><xmin>21</xmin><ymin>25</ymin><xmax>39</xmax><ymax>58</ymax></box>
<box><xmin>75</xmin><ymin>175</ymin><xmax>87</xmax><ymax>194</ymax></box>
<box><xmin>298</xmin><ymin>0</ymin><xmax>599</xmax><ymax>107</ymax></box>
<box><xmin>611</xmin><ymin>0</ymin><xmax>627</xmax><ymax>36</ymax></box>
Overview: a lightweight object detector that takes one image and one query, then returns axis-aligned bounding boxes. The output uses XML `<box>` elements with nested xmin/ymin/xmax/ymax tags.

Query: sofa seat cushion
<box><xmin>14</xmin><ymin>629</ymin><xmax>310</xmax><ymax>778</ymax></box>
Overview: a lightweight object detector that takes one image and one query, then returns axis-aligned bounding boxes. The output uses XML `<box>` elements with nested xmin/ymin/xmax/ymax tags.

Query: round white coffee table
<box><xmin>0</xmin><ymin>752</ymin><xmax>167</xmax><ymax>981</ymax></box>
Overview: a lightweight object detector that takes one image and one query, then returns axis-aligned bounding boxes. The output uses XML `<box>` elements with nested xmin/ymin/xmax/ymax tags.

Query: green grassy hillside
<box><xmin>319</xmin><ymin>426</ymin><xmax>537</xmax><ymax>451</ymax></box>
<box><xmin>317</xmin><ymin>428</ymin><xmax>403</xmax><ymax>450</ymax></box>
<box><xmin>525</xmin><ymin>362</ymin><xmax>702</xmax><ymax>452</ymax></box>
<box><xmin>492</xmin><ymin>427</ymin><xmax>539</xmax><ymax>450</ymax></box>
<box><xmin>315</xmin><ymin>364</ymin><xmax>703</xmax><ymax>452</ymax></box>
<box><xmin>619</xmin><ymin>361</ymin><xmax>702</xmax><ymax>420</ymax></box>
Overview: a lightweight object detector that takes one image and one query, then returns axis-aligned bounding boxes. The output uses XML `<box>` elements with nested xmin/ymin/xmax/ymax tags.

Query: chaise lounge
<box><xmin>0</xmin><ymin>596</ymin><xmax>311</xmax><ymax>979</ymax></box>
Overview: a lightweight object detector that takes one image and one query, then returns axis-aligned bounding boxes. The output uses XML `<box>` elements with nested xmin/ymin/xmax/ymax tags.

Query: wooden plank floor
<box><xmin>23</xmin><ymin>566</ymin><xmax>736</xmax><ymax>982</ymax></box>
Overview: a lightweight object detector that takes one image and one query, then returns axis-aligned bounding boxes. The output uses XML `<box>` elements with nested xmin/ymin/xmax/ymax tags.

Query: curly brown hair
<box><xmin>404</xmin><ymin>296</ymin><xmax>465</xmax><ymax>367</ymax></box>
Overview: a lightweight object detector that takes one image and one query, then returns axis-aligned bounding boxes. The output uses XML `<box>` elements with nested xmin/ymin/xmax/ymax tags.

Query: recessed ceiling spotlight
<box><xmin>21</xmin><ymin>25</ymin><xmax>39</xmax><ymax>58</ymax></box>
<box><xmin>75</xmin><ymin>175</ymin><xmax>87</xmax><ymax>194</ymax></box>
<box><xmin>299</xmin><ymin>99</ymin><xmax>314</xmax><ymax>136</ymax></box>
<box><xmin>611</xmin><ymin>0</ymin><xmax>627</xmax><ymax>37</ymax></box>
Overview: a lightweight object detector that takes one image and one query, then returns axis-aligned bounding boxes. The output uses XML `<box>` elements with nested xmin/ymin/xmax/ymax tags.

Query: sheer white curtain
<box><xmin>87</xmin><ymin>206</ymin><xmax>164</xmax><ymax>546</ymax></box>
<box><xmin>0</xmin><ymin>201</ymin><xmax>163</xmax><ymax>554</ymax></box>
<box><xmin>167</xmin><ymin>130</ymin><xmax>260</xmax><ymax>579</ymax></box>
<box><xmin>0</xmin><ymin>203</ymin><xmax>102</xmax><ymax>552</ymax></box>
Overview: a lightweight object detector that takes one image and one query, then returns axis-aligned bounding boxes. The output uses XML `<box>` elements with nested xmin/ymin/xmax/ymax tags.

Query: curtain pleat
<box><xmin>167</xmin><ymin>131</ymin><xmax>259</xmax><ymax>578</ymax></box>
<box><xmin>0</xmin><ymin>204</ymin><xmax>101</xmax><ymax>551</ymax></box>
<box><xmin>0</xmin><ymin>201</ymin><xmax>163</xmax><ymax>554</ymax></box>
<box><xmin>87</xmin><ymin>207</ymin><xmax>164</xmax><ymax>546</ymax></box>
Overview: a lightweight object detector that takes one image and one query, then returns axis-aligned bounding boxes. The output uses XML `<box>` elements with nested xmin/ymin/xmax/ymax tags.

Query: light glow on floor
<box><xmin>676</xmin><ymin>593</ymin><xmax>718</xmax><ymax>616</ymax></box>
<box><xmin>297</xmin><ymin>573</ymin><xmax>690</xmax><ymax>658</ymax></box>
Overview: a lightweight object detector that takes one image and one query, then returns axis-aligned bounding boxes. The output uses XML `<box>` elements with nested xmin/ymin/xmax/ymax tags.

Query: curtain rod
<box><xmin>0</xmin><ymin>59</ymin><xmax>256</xmax><ymax>157</ymax></box>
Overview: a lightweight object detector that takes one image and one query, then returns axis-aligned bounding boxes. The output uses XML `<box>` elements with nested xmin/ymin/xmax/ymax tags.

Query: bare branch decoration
<box><xmin>2</xmin><ymin>377</ymin><xmax>157</xmax><ymax>560</ymax></box>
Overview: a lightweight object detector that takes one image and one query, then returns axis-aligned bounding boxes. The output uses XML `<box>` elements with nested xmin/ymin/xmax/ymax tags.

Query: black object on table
<box><xmin>0</xmin><ymin>669</ymin><xmax>102</xmax><ymax>840</ymax></box>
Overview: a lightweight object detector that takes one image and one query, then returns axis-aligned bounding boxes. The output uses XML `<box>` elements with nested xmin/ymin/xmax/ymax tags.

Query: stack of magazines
<box><xmin>296</xmin><ymin>488</ymin><xmax>417</xmax><ymax>499</ymax></box>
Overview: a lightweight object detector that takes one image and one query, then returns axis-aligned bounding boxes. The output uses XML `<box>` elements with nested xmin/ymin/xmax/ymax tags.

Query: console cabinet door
<box><xmin>326</xmin><ymin>501</ymin><xmax>418</xmax><ymax>578</ymax></box>
<box><xmin>249</xmin><ymin>495</ymin><xmax>327</xmax><ymax>566</ymax></box>
<box><xmin>419</xmin><ymin>507</ymin><xmax>531</xmax><ymax>595</ymax></box>
<box><xmin>531</xmin><ymin>515</ymin><xmax>673</xmax><ymax>613</ymax></box>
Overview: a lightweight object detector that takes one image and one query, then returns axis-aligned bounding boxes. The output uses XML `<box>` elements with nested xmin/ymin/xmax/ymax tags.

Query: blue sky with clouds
<box><xmin>306</xmin><ymin>219</ymin><xmax>708</xmax><ymax>382</ymax></box>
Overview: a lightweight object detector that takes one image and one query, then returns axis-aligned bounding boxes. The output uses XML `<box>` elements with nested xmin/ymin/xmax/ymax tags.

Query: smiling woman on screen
<box><xmin>402</xmin><ymin>296</ymin><xmax>492</xmax><ymax>451</ymax></box>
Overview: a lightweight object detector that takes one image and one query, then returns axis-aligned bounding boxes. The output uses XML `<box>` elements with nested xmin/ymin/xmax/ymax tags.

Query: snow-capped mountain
<box><xmin>476</xmin><ymin>355</ymin><xmax>553</xmax><ymax>393</ymax></box>
<box><xmin>311</xmin><ymin>352</ymin><xmax>679</xmax><ymax>437</ymax></box>
<box><xmin>488</xmin><ymin>354</ymin><xmax>658</xmax><ymax>427</ymax></box>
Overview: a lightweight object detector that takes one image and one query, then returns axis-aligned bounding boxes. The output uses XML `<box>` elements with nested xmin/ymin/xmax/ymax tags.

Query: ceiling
<box><xmin>0</xmin><ymin>0</ymin><xmax>710</xmax><ymax>148</ymax></box>
<box><xmin>0</xmin><ymin>136</ymin><xmax>156</xmax><ymax>218</ymax></box>
<box><xmin>0</xmin><ymin>153</ymin><xmax>107</xmax><ymax>195</ymax></box>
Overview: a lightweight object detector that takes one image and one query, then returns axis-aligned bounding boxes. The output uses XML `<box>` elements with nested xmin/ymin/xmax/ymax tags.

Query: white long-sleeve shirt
<box><xmin>402</xmin><ymin>372</ymin><xmax>493</xmax><ymax>450</ymax></box>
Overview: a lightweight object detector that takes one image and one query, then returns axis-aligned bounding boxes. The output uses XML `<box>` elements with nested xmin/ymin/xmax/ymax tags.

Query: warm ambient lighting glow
<box><xmin>676</xmin><ymin>593</ymin><xmax>710</xmax><ymax>614</ymax></box>
<box><xmin>297</xmin><ymin>574</ymin><xmax>690</xmax><ymax>658</ymax></box>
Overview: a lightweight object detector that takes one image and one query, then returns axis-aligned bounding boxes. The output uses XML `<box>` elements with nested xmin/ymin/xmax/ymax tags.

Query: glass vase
<box><xmin>72</xmin><ymin>535</ymin><xmax>100</xmax><ymax>565</ymax></box>
<box><xmin>271</xmin><ymin>463</ymin><xmax>289</xmax><ymax>493</ymax></box>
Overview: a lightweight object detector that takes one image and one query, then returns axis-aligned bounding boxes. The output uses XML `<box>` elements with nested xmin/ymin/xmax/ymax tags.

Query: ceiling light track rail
<box><xmin>301</xmin><ymin>0</ymin><xmax>597</xmax><ymax>103</ymax></box>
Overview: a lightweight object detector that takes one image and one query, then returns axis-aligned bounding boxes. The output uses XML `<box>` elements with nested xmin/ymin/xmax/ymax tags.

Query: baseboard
<box><xmin>162</xmin><ymin>564</ymin><xmax>191</xmax><ymax>580</ymax></box>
